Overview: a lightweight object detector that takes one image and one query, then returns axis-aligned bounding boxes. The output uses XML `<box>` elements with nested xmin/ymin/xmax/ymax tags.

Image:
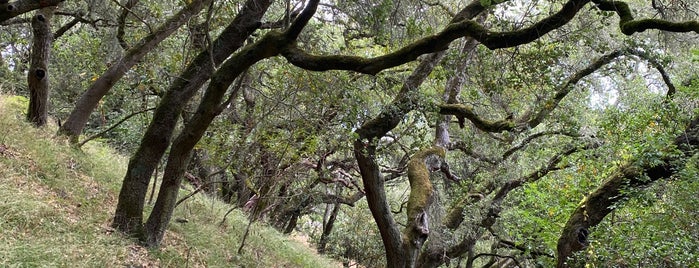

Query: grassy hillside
<box><xmin>0</xmin><ymin>95</ymin><xmax>340</xmax><ymax>267</ymax></box>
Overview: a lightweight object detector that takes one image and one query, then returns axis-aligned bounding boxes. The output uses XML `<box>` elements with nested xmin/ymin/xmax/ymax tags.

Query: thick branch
<box><xmin>285</xmin><ymin>0</ymin><xmax>318</xmax><ymax>39</ymax></box>
<box><xmin>0</xmin><ymin>0</ymin><xmax>63</xmax><ymax>22</ymax></box>
<box><xmin>281</xmin><ymin>0</ymin><xmax>590</xmax><ymax>74</ymax></box>
<box><xmin>594</xmin><ymin>0</ymin><xmax>699</xmax><ymax>35</ymax></box>
<box><xmin>439</xmin><ymin>104</ymin><xmax>515</xmax><ymax>132</ymax></box>
<box><xmin>59</xmin><ymin>0</ymin><xmax>212</xmax><ymax>141</ymax></box>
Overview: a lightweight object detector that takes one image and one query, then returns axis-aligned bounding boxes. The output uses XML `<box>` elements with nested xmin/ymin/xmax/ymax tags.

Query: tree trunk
<box><xmin>403</xmin><ymin>147</ymin><xmax>445</xmax><ymax>266</ymax></box>
<box><xmin>59</xmin><ymin>0</ymin><xmax>211</xmax><ymax>142</ymax></box>
<box><xmin>26</xmin><ymin>7</ymin><xmax>54</xmax><ymax>127</ymax></box>
<box><xmin>556</xmin><ymin>116</ymin><xmax>699</xmax><ymax>267</ymax></box>
<box><xmin>354</xmin><ymin>141</ymin><xmax>407</xmax><ymax>268</ymax></box>
<box><xmin>142</xmin><ymin>12</ymin><xmax>288</xmax><ymax>246</ymax></box>
<box><xmin>317</xmin><ymin>203</ymin><xmax>340</xmax><ymax>254</ymax></box>
<box><xmin>112</xmin><ymin>0</ymin><xmax>273</xmax><ymax>236</ymax></box>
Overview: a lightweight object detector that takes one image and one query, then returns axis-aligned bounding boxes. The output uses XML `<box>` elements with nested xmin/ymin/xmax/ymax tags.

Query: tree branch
<box><xmin>115</xmin><ymin>0</ymin><xmax>140</xmax><ymax>50</ymax></box>
<box><xmin>0</xmin><ymin>0</ymin><xmax>64</xmax><ymax>23</ymax></box>
<box><xmin>284</xmin><ymin>0</ymin><xmax>319</xmax><ymax>40</ymax></box>
<box><xmin>594</xmin><ymin>0</ymin><xmax>699</xmax><ymax>35</ymax></box>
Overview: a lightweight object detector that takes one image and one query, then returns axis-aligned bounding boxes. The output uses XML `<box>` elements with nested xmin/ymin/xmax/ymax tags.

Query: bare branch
<box><xmin>78</xmin><ymin>107</ymin><xmax>155</xmax><ymax>147</ymax></box>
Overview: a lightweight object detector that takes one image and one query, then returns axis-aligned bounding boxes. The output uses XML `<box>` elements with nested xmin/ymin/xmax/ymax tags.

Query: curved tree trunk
<box><xmin>112</xmin><ymin>0</ymin><xmax>273</xmax><ymax>236</ymax></box>
<box><xmin>27</xmin><ymin>7</ymin><xmax>54</xmax><ymax>127</ymax></box>
<box><xmin>58</xmin><ymin>0</ymin><xmax>211</xmax><ymax>142</ymax></box>
<box><xmin>556</xmin><ymin>116</ymin><xmax>699</xmax><ymax>267</ymax></box>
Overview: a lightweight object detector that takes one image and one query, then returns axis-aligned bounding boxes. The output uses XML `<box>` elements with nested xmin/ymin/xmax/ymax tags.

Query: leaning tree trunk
<box><xmin>556</xmin><ymin>116</ymin><xmax>699</xmax><ymax>267</ymax></box>
<box><xmin>26</xmin><ymin>7</ymin><xmax>54</xmax><ymax>126</ymax></box>
<box><xmin>112</xmin><ymin>0</ymin><xmax>273</xmax><ymax>236</ymax></box>
<box><xmin>141</xmin><ymin>0</ymin><xmax>319</xmax><ymax>246</ymax></box>
<box><xmin>59</xmin><ymin>0</ymin><xmax>211</xmax><ymax>142</ymax></box>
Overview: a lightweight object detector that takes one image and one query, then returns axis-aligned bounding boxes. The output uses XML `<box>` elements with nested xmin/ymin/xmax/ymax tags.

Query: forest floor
<box><xmin>0</xmin><ymin>95</ymin><xmax>341</xmax><ymax>267</ymax></box>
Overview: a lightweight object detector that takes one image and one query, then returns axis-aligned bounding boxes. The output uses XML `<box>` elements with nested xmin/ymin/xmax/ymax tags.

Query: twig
<box><xmin>78</xmin><ymin>107</ymin><xmax>154</xmax><ymax>147</ymax></box>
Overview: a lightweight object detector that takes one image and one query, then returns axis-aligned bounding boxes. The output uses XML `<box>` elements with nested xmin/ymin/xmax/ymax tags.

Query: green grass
<box><xmin>0</xmin><ymin>95</ymin><xmax>340</xmax><ymax>268</ymax></box>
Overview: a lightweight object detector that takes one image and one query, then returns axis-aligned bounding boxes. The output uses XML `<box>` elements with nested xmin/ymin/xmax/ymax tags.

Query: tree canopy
<box><xmin>1</xmin><ymin>0</ymin><xmax>698</xmax><ymax>267</ymax></box>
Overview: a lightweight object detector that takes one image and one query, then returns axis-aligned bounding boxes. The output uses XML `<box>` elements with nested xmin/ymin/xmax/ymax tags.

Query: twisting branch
<box><xmin>110</xmin><ymin>0</ymin><xmax>151</xmax><ymax>34</ymax></box>
<box><xmin>441</xmin><ymin>47</ymin><xmax>678</xmax><ymax>134</ymax></box>
<box><xmin>556</xmin><ymin>116</ymin><xmax>699</xmax><ymax>267</ymax></box>
<box><xmin>280</xmin><ymin>0</ymin><xmax>589</xmax><ymax>74</ymax></box>
<box><xmin>594</xmin><ymin>0</ymin><xmax>699</xmax><ymax>35</ymax></box>
<box><xmin>439</xmin><ymin>104</ymin><xmax>515</xmax><ymax>132</ymax></box>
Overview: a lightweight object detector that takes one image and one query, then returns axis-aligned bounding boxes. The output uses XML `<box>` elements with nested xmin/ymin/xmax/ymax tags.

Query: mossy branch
<box><xmin>284</xmin><ymin>0</ymin><xmax>319</xmax><ymax>39</ymax></box>
<box><xmin>438</xmin><ymin>104</ymin><xmax>515</xmax><ymax>132</ymax></box>
<box><xmin>282</xmin><ymin>0</ymin><xmax>590</xmax><ymax>74</ymax></box>
<box><xmin>594</xmin><ymin>0</ymin><xmax>699</xmax><ymax>35</ymax></box>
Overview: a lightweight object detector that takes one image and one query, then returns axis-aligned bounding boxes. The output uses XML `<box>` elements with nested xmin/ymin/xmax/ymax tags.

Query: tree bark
<box><xmin>556</xmin><ymin>116</ymin><xmax>699</xmax><ymax>267</ymax></box>
<box><xmin>26</xmin><ymin>7</ymin><xmax>54</xmax><ymax>127</ymax></box>
<box><xmin>112</xmin><ymin>0</ymin><xmax>273</xmax><ymax>236</ymax></box>
<box><xmin>59</xmin><ymin>0</ymin><xmax>211</xmax><ymax>142</ymax></box>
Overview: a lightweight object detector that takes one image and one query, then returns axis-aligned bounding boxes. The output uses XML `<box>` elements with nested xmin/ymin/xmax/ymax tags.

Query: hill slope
<box><xmin>0</xmin><ymin>95</ymin><xmax>340</xmax><ymax>267</ymax></box>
